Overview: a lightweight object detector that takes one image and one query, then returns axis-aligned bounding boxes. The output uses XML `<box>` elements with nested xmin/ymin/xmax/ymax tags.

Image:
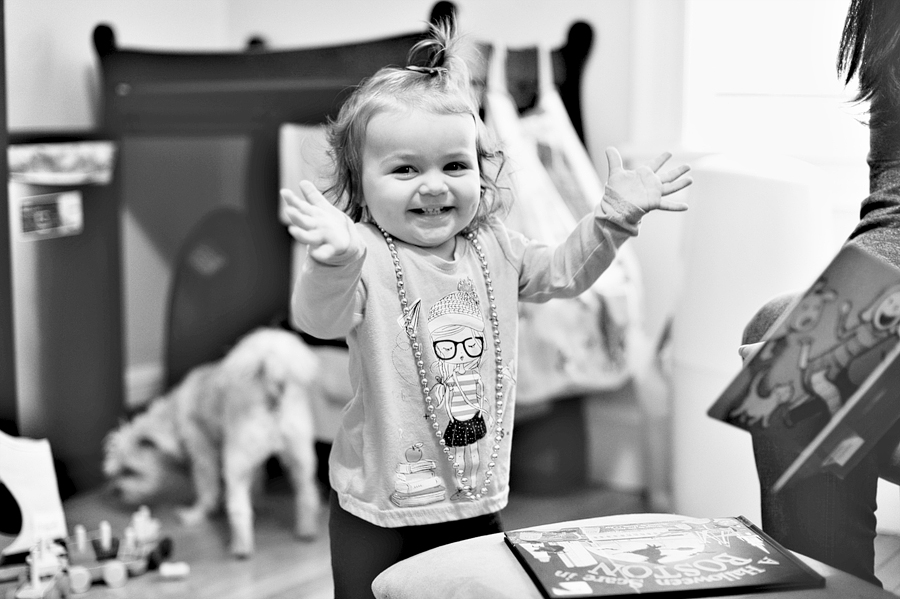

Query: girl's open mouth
<box><xmin>412</xmin><ymin>206</ymin><xmax>452</xmax><ymax>215</ymax></box>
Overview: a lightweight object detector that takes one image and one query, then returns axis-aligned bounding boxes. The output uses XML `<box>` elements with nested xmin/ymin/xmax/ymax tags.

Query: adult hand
<box><xmin>738</xmin><ymin>342</ymin><xmax>765</xmax><ymax>365</ymax></box>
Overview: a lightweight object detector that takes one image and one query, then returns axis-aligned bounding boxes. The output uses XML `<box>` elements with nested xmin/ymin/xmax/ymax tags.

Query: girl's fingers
<box><xmin>656</xmin><ymin>198</ymin><xmax>690</xmax><ymax>212</ymax></box>
<box><xmin>281</xmin><ymin>193</ymin><xmax>303</xmax><ymax>213</ymax></box>
<box><xmin>282</xmin><ymin>197</ymin><xmax>318</xmax><ymax>229</ymax></box>
<box><xmin>605</xmin><ymin>147</ymin><xmax>624</xmax><ymax>174</ymax></box>
<box><xmin>282</xmin><ymin>181</ymin><xmax>329</xmax><ymax>211</ymax></box>
<box><xmin>607</xmin><ymin>147</ymin><xmax>679</xmax><ymax>176</ymax></box>
<box><xmin>660</xmin><ymin>164</ymin><xmax>691</xmax><ymax>183</ymax></box>
<box><xmin>284</xmin><ymin>207</ymin><xmax>317</xmax><ymax>230</ymax></box>
<box><xmin>280</xmin><ymin>188</ymin><xmax>308</xmax><ymax>215</ymax></box>
<box><xmin>287</xmin><ymin>225</ymin><xmax>316</xmax><ymax>244</ymax></box>
<box><xmin>298</xmin><ymin>180</ymin><xmax>330</xmax><ymax>206</ymax></box>
<box><xmin>647</xmin><ymin>152</ymin><xmax>673</xmax><ymax>173</ymax></box>
<box><xmin>661</xmin><ymin>176</ymin><xmax>693</xmax><ymax>196</ymax></box>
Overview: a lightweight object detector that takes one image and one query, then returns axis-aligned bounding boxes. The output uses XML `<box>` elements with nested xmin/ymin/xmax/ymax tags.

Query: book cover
<box><xmin>707</xmin><ymin>244</ymin><xmax>900</xmax><ymax>491</ymax></box>
<box><xmin>504</xmin><ymin>515</ymin><xmax>824</xmax><ymax>598</ymax></box>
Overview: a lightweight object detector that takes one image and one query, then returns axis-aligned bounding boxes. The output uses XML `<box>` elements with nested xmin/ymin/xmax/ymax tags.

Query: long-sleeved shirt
<box><xmin>292</xmin><ymin>194</ymin><xmax>643</xmax><ymax>528</ymax></box>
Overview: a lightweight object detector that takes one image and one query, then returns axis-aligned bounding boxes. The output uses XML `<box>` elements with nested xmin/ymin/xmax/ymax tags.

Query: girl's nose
<box><xmin>418</xmin><ymin>172</ymin><xmax>448</xmax><ymax>195</ymax></box>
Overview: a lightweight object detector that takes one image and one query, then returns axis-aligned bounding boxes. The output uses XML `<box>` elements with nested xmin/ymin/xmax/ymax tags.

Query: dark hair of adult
<box><xmin>838</xmin><ymin>0</ymin><xmax>900</xmax><ymax>125</ymax></box>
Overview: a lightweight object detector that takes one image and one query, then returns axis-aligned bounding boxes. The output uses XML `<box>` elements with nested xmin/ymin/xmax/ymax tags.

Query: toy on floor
<box><xmin>119</xmin><ymin>505</ymin><xmax>173</xmax><ymax>573</ymax></box>
<box><xmin>158</xmin><ymin>561</ymin><xmax>190</xmax><ymax>579</ymax></box>
<box><xmin>65</xmin><ymin>507</ymin><xmax>173</xmax><ymax>595</ymax></box>
<box><xmin>65</xmin><ymin>521</ymin><xmax>127</xmax><ymax>594</ymax></box>
<box><xmin>13</xmin><ymin>538</ymin><xmax>69</xmax><ymax>599</ymax></box>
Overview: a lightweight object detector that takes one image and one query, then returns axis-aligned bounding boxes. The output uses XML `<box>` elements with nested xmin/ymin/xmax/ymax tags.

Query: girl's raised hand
<box><xmin>281</xmin><ymin>180</ymin><xmax>362</xmax><ymax>264</ymax></box>
<box><xmin>604</xmin><ymin>147</ymin><xmax>692</xmax><ymax>213</ymax></box>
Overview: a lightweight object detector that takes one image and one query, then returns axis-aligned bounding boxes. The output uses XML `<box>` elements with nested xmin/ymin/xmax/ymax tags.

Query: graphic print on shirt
<box><xmin>389</xmin><ymin>442</ymin><xmax>447</xmax><ymax>507</ymax></box>
<box><xmin>388</xmin><ymin>276</ymin><xmax>500</xmax><ymax>506</ymax></box>
<box><xmin>427</xmin><ymin>277</ymin><xmax>493</xmax><ymax>501</ymax></box>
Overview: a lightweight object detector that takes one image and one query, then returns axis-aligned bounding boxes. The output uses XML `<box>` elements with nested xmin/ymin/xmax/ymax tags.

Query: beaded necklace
<box><xmin>378</xmin><ymin>226</ymin><xmax>505</xmax><ymax>500</ymax></box>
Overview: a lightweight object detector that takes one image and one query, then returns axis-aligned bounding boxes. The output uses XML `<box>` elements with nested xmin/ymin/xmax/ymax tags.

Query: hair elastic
<box><xmin>405</xmin><ymin>65</ymin><xmax>448</xmax><ymax>77</ymax></box>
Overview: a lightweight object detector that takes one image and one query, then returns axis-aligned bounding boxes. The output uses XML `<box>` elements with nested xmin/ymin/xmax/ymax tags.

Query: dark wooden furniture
<box><xmin>93</xmin><ymin>21</ymin><xmax>433</xmax><ymax>387</ymax></box>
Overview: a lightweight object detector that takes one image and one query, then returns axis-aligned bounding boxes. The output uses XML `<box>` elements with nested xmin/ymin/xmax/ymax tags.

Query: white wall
<box><xmin>5</xmin><ymin>0</ymin><xmax>233</xmax><ymax>131</ymax></box>
<box><xmin>5</xmin><ymin>0</ymin><xmax>637</xmax><ymax>162</ymax></box>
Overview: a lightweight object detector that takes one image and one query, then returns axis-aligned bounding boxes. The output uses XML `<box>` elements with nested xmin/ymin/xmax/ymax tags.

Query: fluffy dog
<box><xmin>103</xmin><ymin>327</ymin><xmax>322</xmax><ymax>558</ymax></box>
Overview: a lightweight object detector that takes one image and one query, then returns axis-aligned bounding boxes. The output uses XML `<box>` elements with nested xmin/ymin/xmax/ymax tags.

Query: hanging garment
<box><xmin>520</xmin><ymin>44</ymin><xmax>646</xmax><ymax>373</ymax></box>
<box><xmin>482</xmin><ymin>44</ymin><xmax>641</xmax><ymax>404</ymax></box>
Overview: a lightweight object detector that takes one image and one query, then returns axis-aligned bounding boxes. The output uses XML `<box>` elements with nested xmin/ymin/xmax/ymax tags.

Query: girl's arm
<box><xmin>291</xmin><ymin>248</ymin><xmax>365</xmax><ymax>339</ymax></box>
<box><xmin>283</xmin><ymin>181</ymin><xmax>366</xmax><ymax>339</ymax></box>
<box><xmin>502</xmin><ymin>147</ymin><xmax>692</xmax><ymax>302</ymax></box>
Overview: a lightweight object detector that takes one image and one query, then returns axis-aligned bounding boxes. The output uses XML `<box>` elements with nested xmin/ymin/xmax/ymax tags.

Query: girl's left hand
<box><xmin>605</xmin><ymin>147</ymin><xmax>692</xmax><ymax>212</ymax></box>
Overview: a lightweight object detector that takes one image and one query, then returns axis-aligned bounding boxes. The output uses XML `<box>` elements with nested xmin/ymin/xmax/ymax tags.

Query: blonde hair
<box><xmin>325</xmin><ymin>21</ymin><xmax>506</xmax><ymax>231</ymax></box>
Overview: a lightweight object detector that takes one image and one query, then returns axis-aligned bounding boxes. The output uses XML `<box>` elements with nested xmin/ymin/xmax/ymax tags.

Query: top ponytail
<box><xmin>324</xmin><ymin>21</ymin><xmax>507</xmax><ymax>228</ymax></box>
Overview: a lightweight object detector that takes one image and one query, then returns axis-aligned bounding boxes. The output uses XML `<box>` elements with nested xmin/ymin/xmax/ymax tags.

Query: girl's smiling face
<box><xmin>361</xmin><ymin>108</ymin><xmax>481</xmax><ymax>259</ymax></box>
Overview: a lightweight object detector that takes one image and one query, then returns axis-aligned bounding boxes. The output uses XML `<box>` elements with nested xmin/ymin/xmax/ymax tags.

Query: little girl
<box><xmin>282</xmin><ymin>23</ymin><xmax>692</xmax><ymax>599</ymax></box>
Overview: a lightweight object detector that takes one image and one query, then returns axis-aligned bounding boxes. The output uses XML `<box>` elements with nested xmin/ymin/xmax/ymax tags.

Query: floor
<box><xmin>2</xmin><ymin>481</ymin><xmax>898</xmax><ymax>598</ymax></box>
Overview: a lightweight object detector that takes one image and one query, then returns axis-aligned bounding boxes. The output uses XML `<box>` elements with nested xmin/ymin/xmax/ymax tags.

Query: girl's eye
<box><xmin>445</xmin><ymin>162</ymin><xmax>469</xmax><ymax>172</ymax></box>
<box><xmin>392</xmin><ymin>165</ymin><xmax>415</xmax><ymax>175</ymax></box>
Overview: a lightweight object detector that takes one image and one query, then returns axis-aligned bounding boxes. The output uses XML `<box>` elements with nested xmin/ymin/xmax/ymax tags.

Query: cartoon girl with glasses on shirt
<box><xmin>428</xmin><ymin>278</ymin><xmax>494</xmax><ymax>500</ymax></box>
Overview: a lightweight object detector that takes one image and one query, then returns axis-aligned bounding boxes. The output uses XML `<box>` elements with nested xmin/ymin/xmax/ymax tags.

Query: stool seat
<box><xmin>372</xmin><ymin>513</ymin><xmax>896</xmax><ymax>599</ymax></box>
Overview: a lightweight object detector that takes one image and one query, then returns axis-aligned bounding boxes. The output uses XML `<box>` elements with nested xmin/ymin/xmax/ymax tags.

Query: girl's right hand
<box><xmin>281</xmin><ymin>181</ymin><xmax>362</xmax><ymax>264</ymax></box>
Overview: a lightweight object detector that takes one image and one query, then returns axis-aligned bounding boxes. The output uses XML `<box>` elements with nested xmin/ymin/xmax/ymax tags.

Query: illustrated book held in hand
<box><xmin>504</xmin><ymin>515</ymin><xmax>824</xmax><ymax>598</ymax></box>
<box><xmin>707</xmin><ymin>244</ymin><xmax>900</xmax><ymax>492</ymax></box>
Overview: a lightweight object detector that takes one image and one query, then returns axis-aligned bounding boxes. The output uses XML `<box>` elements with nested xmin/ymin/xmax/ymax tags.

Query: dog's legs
<box><xmin>223</xmin><ymin>433</ymin><xmax>271</xmax><ymax>558</ymax></box>
<box><xmin>279</xmin><ymin>387</ymin><xmax>321</xmax><ymax>540</ymax></box>
<box><xmin>178</xmin><ymin>424</ymin><xmax>222</xmax><ymax>526</ymax></box>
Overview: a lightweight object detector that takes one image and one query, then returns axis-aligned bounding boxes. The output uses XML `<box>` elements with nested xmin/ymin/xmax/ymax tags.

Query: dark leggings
<box><xmin>328</xmin><ymin>489</ymin><xmax>503</xmax><ymax>599</ymax></box>
<box><xmin>752</xmin><ymin>427</ymin><xmax>880</xmax><ymax>586</ymax></box>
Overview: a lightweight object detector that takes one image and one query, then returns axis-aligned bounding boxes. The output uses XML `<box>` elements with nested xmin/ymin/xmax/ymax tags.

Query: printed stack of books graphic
<box><xmin>390</xmin><ymin>447</ymin><xmax>446</xmax><ymax>507</ymax></box>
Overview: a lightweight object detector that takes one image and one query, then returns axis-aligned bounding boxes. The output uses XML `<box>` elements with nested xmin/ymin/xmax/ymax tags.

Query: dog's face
<box><xmin>103</xmin><ymin>399</ymin><xmax>188</xmax><ymax>505</ymax></box>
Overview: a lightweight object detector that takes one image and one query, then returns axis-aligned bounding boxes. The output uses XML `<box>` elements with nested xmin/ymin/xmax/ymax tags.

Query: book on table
<box><xmin>504</xmin><ymin>514</ymin><xmax>824</xmax><ymax>598</ymax></box>
<box><xmin>706</xmin><ymin>244</ymin><xmax>900</xmax><ymax>492</ymax></box>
